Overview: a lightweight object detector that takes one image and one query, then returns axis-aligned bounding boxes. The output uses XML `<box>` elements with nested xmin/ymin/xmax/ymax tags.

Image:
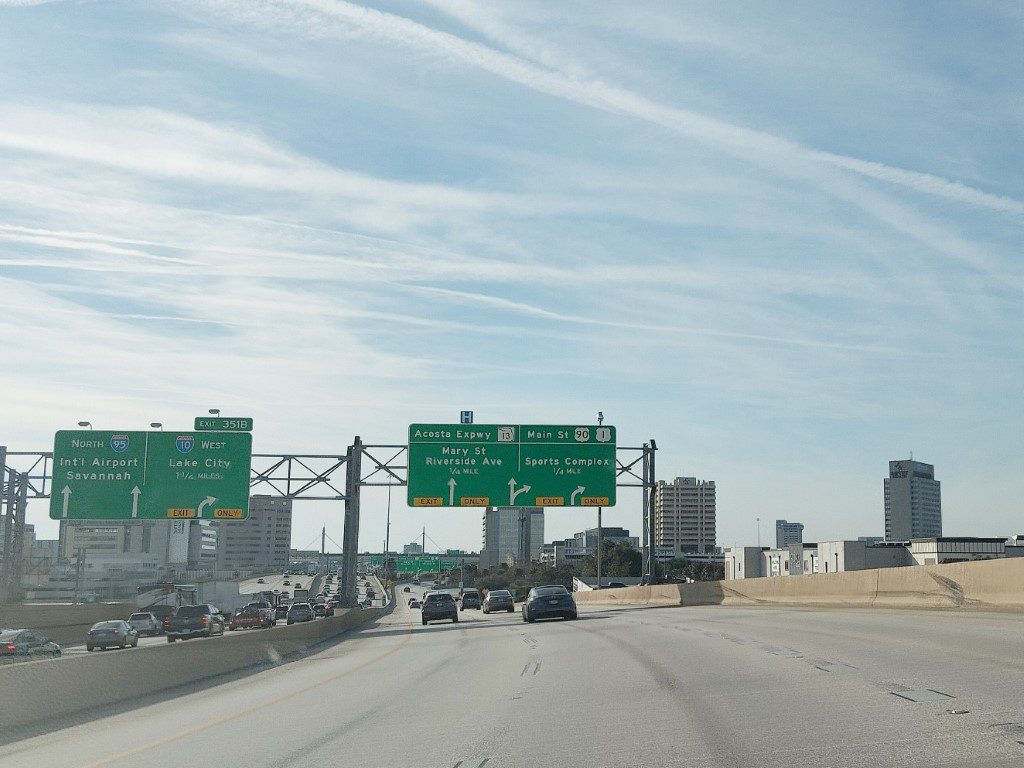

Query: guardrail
<box><xmin>0</xmin><ymin>605</ymin><xmax>387</xmax><ymax>732</ymax></box>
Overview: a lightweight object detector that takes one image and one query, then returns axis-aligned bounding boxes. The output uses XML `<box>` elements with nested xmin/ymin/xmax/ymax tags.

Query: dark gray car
<box><xmin>421</xmin><ymin>592</ymin><xmax>458</xmax><ymax>625</ymax></box>
<box><xmin>0</xmin><ymin>629</ymin><xmax>61</xmax><ymax>662</ymax></box>
<box><xmin>482</xmin><ymin>589</ymin><xmax>514</xmax><ymax>614</ymax></box>
<box><xmin>87</xmin><ymin>620</ymin><xmax>139</xmax><ymax>651</ymax></box>
<box><xmin>522</xmin><ymin>585</ymin><xmax>577</xmax><ymax>623</ymax></box>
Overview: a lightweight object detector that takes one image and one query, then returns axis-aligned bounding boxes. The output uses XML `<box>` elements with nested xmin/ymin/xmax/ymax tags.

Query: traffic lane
<box><xmin>14</xmin><ymin>597</ymin><xmax>1024</xmax><ymax>767</ymax></box>
<box><xmin>280</xmin><ymin>602</ymin><xmax>1024</xmax><ymax>768</ymax></box>
<box><xmin>51</xmin><ymin>611</ymin><xmax>332</xmax><ymax>662</ymax></box>
<box><xmin>61</xmin><ymin>634</ymin><xmax>166</xmax><ymax>658</ymax></box>
<box><xmin>551</xmin><ymin>603</ymin><xmax>1024</xmax><ymax>768</ymax></box>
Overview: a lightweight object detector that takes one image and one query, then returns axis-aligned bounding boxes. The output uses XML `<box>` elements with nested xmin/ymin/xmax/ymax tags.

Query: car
<box><xmin>412</xmin><ymin>579</ymin><xmax>420</xmax><ymax>586</ymax></box>
<box><xmin>293</xmin><ymin>584</ymin><xmax>302</xmax><ymax>589</ymax></box>
<box><xmin>605</xmin><ymin>581</ymin><xmax>627</xmax><ymax>589</ymax></box>
<box><xmin>420</xmin><ymin>591</ymin><xmax>458</xmax><ymax>625</ymax></box>
<box><xmin>0</xmin><ymin>629</ymin><xmax>61</xmax><ymax>661</ymax></box>
<box><xmin>282</xmin><ymin>580</ymin><xmax>290</xmax><ymax>586</ymax></box>
<box><xmin>522</xmin><ymin>585</ymin><xmax>577</xmax><ymax>623</ymax></box>
<box><xmin>257</xmin><ymin>578</ymin><xmax>265</xmax><ymax>584</ymax></box>
<box><xmin>229</xmin><ymin>607</ymin><xmax>274</xmax><ymax>630</ymax></box>
<box><xmin>287</xmin><ymin>602</ymin><xmax>314</xmax><ymax>624</ymax></box>
<box><xmin>482</xmin><ymin>589</ymin><xmax>515</xmax><ymax>614</ymax></box>
<box><xmin>408</xmin><ymin>599</ymin><xmax>421</xmax><ymax>609</ymax></box>
<box><xmin>328</xmin><ymin>598</ymin><xmax>343</xmax><ymax>608</ymax></box>
<box><xmin>86</xmin><ymin>620</ymin><xmax>139</xmax><ymax>651</ymax></box>
<box><xmin>274</xmin><ymin>604</ymin><xmax>290</xmax><ymax>621</ymax></box>
<box><xmin>360</xmin><ymin>598</ymin><xmax>373</xmax><ymax>608</ymax></box>
<box><xmin>459</xmin><ymin>589</ymin><xmax>482</xmax><ymax>610</ymax></box>
<box><xmin>407</xmin><ymin>597</ymin><xmax>417</xmax><ymax>606</ymax></box>
<box><xmin>128</xmin><ymin>611</ymin><xmax>162</xmax><ymax>636</ymax></box>
<box><xmin>164</xmin><ymin>603</ymin><xmax>227</xmax><ymax>641</ymax></box>
<box><xmin>363</xmin><ymin>581</ymin><xmax>371</xmax><ymax>587</ymax></box>
<box><xmin>313</xmin><ymin>603</ymin><xmax>335</xmax><ymax>617</ymax></box>
<box><xmin>403</xmin><ymin>585</ymin><xmax>411</xmax><ymax>592</ymax></box>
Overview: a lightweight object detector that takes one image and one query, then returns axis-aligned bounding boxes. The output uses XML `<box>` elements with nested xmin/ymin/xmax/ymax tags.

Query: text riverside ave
<box><xmin>407</xmin><ymin>424</ymin><xmax>616</xmax><ymax>508</ymax></box>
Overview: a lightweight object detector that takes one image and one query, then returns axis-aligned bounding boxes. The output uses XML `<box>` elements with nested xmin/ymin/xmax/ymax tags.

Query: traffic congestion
<box><xmin>1</xmin><ymin>569</ymin><xmax>385</xmax><ymax>664</ymax></box>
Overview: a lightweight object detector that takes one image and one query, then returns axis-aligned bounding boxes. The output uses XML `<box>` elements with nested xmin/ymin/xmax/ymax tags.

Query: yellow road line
<box><xmin>79</xmin><ymin>614</ymin><xmax>414</xmax><ymax>768</ymax></box>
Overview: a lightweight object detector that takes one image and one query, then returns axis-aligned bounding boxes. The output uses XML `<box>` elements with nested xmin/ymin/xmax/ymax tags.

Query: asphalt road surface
<box><xmin>4</xmin><ymin>587</ymin><xmax>1024</xmax><ymax>767</ymax></box>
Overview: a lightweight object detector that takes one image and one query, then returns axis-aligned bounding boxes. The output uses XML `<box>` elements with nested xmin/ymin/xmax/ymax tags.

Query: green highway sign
<box><xmin>408</xmin><ymin>424</ymin><xmax>616</xmax><ymax>508</ymax></box>
<box><xmin>194</xmin><ymin>416</ymin><xmax>253</xmax><ymax>432</ymax></box>
<box><xmin>391</xmin><ymin>555</ymin><xmax>460</xmax><ymax>573</ymax></box>
<box><xmin>50</xmin><ymin>429</ymin><xmax>252</xmax><ymax>520</ymax></box>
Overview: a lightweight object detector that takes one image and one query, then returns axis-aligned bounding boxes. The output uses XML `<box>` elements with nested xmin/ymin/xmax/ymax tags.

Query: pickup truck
<box><xmin>164</xmin><ymin>604</ymin><xmax>226</xmax><ymax>642</ymax></box>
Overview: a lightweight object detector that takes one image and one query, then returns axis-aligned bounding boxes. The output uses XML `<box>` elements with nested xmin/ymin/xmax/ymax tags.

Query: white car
<box><xmin>127</xmin><ymin>611</ymin><xmax>161</xmax><ymax>636</ymax></box>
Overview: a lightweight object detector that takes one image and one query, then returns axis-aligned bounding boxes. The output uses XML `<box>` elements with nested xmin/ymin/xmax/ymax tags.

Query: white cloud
<box><xmin>196</xmin><ymin>0</ymin><xmax>1022</xmax><ymax>218</ymax></box>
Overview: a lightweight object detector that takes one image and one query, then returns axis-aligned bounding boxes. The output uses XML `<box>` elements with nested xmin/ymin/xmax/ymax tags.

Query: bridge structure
<box><xmin>0</xmin><ymin>437</ymin><xmax>657</xmax><ymax>605</ymax></box>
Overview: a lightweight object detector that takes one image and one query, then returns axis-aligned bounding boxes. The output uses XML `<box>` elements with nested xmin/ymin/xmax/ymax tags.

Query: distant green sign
<box><xmin>194</xmin><ymin>416</ymin><xmax>253</xmax><ymax>432</ymax></box>
<box><xmin>408</xmin><ymin>424</ymin><xmax>616</xmax><ymax>507</ymax></box>
<box><xmin>389</xmin><ymin>555</ymin><xmax>462</xmax><ymax>573</ymax></box>
<box><xmin>50</xmin><ymin>429</ymin><xmax>252</xmax><ymax>520</ymax></box>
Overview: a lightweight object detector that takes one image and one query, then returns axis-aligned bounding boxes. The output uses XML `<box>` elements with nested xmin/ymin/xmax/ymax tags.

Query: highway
<box><xmin>4</xmin><ymin>587</ymin><xmax>1024</xmax><ymax>767</ymax></box>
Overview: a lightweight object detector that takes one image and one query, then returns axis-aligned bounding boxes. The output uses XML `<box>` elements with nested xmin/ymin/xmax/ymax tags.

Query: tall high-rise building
<box><xmin>654</xmin><ymin>476</ymin><xmax>716</xmax><ymax>555</ymax></box>
<box><xmin>215</xmin><ymin>495</ymin><xmax>292</xmax><ymax>570</ymax></box>
<box><xmin>884</xmin><ymin>459</ymin><xmax>941</xmax><ymax>540</ymax></box>
<box><xmin>480</xmin><ymin>507</ymin><xmax>543</xmax><ymax>568</ymax></box>
<box><xmin>775</xmin><ymin>520</ymin><xmax>804</xmax><ymax>548</ymax></box>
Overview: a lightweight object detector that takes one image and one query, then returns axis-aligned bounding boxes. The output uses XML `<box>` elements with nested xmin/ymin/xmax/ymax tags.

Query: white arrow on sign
<box><xmin>447</xmin><ymin>478</ymin><xmax>457</xmax><ymax>505</ymax></box>
<box><xmin>130</xmin><ymin>486</ymin><xmax>141</xmax><ymax>518</ymax></box>
<box><xmin>570</xmin><ymin>486</ymin><xmax>585</xmax><ymax>505</ymax></box>
<box><xmin>508</xmin><ymin>478</ymin><xmax>531</xmax><ymax>505</ymax></box>
<box><xmin>197</xmin><ymin>496</ymin><xmax>216</xmax><ymax>519</ymax></box>
<box><xmin>61</xmin><ymin>486</ymin><xmax>72</xmax><ymax>518</ymax></box>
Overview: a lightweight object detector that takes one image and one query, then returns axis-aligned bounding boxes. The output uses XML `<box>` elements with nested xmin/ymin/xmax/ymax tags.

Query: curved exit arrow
<box><xmin>197</xmin><ymin>496</ymin><xmax>216</xmax><ymax>518</ymax></box>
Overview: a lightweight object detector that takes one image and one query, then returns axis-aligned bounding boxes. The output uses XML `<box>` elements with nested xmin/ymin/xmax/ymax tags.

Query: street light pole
<box><xmin>595</xmin><ymin>411</ymin><xmax>604</xmax><ymax>590</ymax></box>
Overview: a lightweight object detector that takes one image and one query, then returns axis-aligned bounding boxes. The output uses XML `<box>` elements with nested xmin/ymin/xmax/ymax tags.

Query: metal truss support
<box><xmin>0</xmin><ymin>437</ymin><xmax>659</xmax><ymax>603</ymax></box>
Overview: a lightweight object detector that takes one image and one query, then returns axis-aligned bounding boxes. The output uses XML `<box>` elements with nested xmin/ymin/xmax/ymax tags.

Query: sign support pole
<box><xmin>340</xmin><ymin>436</ymin><xmax>362</xmax><ymax>608</ymax></box>
<box><xmin>646</xmin><ymin>439</ymin><xmax>657</xmax><ymax>584</ymax></box>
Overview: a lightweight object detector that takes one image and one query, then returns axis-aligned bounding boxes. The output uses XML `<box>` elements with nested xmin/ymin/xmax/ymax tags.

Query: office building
<box><xmin>59</xmin><ymin>519</ymin><xmax>190</xmax><ymax>565</ymax></box>
<box><xmin>215</xmin><ymin>495</ymin><xmax>292</xmax><ymax>570</ymax></box>
<box><xmin>725</xmin><ymin>537</ymin><xmax>1007</xmax><ymax>579</ymax></box>
<box><xmin>654</xmin><ymin>476</ymin><xmax>716</xmax><ymax>556</ymax></box>
<box><xmin>58</xmin><ymin>517</ymin><xmax>218</xmax><ymax>570</ymax></box>
<box><xmin>403</xmin><ymin>542</ymin><xmax>424</xmax><ymax>555</ymax></box>
<box><xmin>775</xmin><ymin>520</ymin><xmax>804</xmax><ymax>548</ymax></box>
<box><xmin>480</xmin><ymin>507</ymin><xmax>543</xmax><ymax>568</ymax></box>
<box><xmin>884</xmin><ymin>459</ymin><xmax>941</xmax><ymax>540</ymax></box>
<box><xmin>573</xmin><ymin>527</ymin><xmax>639</xmax><ymax>551</ymax></box>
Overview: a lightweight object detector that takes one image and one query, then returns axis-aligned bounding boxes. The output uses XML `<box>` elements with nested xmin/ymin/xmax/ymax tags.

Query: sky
<box><xmin>0</xmin><ymin>0</ymin><xmax>1021</xmax><ymax>554</ymax></box>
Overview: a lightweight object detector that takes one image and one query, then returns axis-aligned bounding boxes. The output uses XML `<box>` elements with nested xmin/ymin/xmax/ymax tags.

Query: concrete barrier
<box><xmin>0</xmin><ymin>606</ymin><xmax>387</xmax><ymax>732</ymax></box>
<box><xmin>572</xmin><ymin>557</ymin><xmax>1024</xmax><ymax>613</ymax></box>
<box><xmin>0</xmin><ymin>602</ymin><xmax>137</xmax><ymax>647</ymax></box>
